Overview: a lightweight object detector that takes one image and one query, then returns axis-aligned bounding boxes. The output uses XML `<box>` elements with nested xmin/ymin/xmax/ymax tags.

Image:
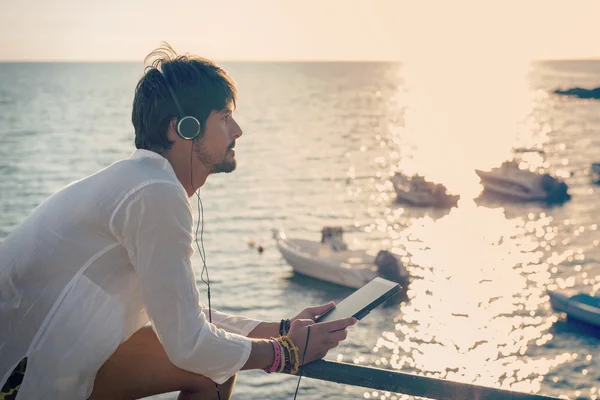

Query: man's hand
<box><xmin>287</xmin><ymin>317</ymin><xmax>357</xmax><ymax>366</ymax></box>
<box><xmin>247</xmin><ymin>302</ymin><xmax>336</xmax><ymax>339</ymax></box>
<box><xmin>291</xmin><ymin>302</ymin><xmax>336</xmax><ymax>323</ymax></box>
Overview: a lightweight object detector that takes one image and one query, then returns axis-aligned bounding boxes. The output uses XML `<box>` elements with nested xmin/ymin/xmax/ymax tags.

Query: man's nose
<box><xmin>231</xmin><ymin>119</ymin><xmax>243</xmax><ymax>139</ymax></box>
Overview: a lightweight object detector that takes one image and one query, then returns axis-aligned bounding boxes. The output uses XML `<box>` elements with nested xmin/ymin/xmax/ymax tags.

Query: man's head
<box><xmin>132</xmin><ymin>43</ymin><xmax>242</xmax><ymax>178</ymax></box>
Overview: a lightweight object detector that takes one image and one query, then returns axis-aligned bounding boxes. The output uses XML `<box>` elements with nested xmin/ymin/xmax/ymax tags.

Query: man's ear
<box><xmin>166</xmin><ymin>118</ymin><xmax>179</xmax><ymax>142</ymax></box>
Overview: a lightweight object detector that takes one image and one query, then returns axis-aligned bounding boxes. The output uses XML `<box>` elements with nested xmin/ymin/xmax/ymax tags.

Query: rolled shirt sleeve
<box><xmin>210</xmin><ymin>309</ymin><xmax>261</xmax><ymax>337</ymax></box>
<box><xmin>111</xmin><ymin>182</ymin><xmax>253</xmax><ymax>384</ymax></box>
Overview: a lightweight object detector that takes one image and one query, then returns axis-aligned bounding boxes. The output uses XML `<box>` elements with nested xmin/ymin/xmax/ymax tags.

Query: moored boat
<box><xmin>391</xmin><ymin>173</ymin><xmax>459</xmax><ymax>208</ymax></box>
<box><xmin>273</xmin><ymin>227</ymin><xmax>409</xmax><ymax>290</ymax></box>
<box><xmin>476</xmin><ymin>161</ymin><xmax>570</xmax><ymax>203</ymax></box>
<box><xmin>548</xmin><ymin>289</ymin><xmax>600</xmax><ymax>328</ymax></box>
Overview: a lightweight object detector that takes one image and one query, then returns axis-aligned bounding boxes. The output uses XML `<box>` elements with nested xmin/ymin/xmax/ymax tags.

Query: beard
<box><xmin>215</xmin><ymin>155</ymin><xmax>237</xmax><ymax>173</ymax></box>
<box><xmin>194</xmin><ymin>141</ymin><xmax>237</xmax><ymax>174</ymax></box>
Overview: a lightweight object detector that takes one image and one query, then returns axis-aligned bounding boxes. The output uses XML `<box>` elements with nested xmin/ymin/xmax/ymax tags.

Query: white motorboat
<box><xmin>391</xmin><ymin>173</ymin><xmax>459</xmax><ymax>208</ymax></box>
<box><xmin>548</xmin><ymin>289</ymin><xmax>600</xmax><ymax>328</ymax></box>
<box><xmin>475</xmin><ymin>161</ymin><xmax>570</xmax><ymax>203</ymax></box>
<box><xmin>273</xmin><ymin>227</ymin><xmax>409</xmax><ymax>290</ymax></box>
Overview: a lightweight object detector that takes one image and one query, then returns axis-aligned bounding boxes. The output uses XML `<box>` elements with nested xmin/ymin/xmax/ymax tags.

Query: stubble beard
<box><xmin>194</xmin><ymin>143</ymin><xmax>237</xmax><ymax>174</ymax></box>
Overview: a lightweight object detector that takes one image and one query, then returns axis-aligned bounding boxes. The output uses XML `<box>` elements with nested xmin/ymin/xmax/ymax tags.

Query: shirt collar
<box><xmin>128</xmin><ymin>149</ymin><xmax>179</xmax><ymax>182</ymax></box>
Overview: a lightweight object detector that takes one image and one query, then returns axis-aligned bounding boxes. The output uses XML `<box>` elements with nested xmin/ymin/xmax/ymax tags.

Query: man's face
<box><xmin>194</xmin><ymin>103</ymin><xmax>242</xmax><ymax>174</ymax></box>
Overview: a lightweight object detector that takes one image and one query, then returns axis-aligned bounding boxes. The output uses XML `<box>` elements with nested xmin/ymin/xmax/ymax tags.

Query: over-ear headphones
<box><xmin>159</xmin><ymin>69</ymin><xmax>201</xmax><ymax>140</ymax></box>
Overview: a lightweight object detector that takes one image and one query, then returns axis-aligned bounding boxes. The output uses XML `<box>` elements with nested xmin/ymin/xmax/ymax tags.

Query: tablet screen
<box><xmin>315</xmin><ymin>277</ymin><xmax>401</xmax><ymax>323</ymax></box>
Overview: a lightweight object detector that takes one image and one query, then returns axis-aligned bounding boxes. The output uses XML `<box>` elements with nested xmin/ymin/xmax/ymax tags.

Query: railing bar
<box><xmin>292</xmin><ymin>360</ymin><xmax>560</xmax><ymax>400</ymax></box>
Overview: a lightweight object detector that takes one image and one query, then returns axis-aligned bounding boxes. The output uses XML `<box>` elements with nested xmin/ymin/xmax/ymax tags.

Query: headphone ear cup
<box><xmin>177</xmin><ymin>116</ymin><xmax>201</xmax><ymax>140</ymax></box>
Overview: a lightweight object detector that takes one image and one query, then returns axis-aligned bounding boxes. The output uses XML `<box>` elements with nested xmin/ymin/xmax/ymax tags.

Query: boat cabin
<box><xmin>321</xmin><ymin>226</ymin><xmax>348</xmax><ymax>252</ymax></box>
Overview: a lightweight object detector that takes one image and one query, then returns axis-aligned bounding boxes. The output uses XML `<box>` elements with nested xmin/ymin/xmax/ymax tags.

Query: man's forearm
<box><xmin>247</xmin><ymin>322</ymin><xmax>280</xmax><ymax>339</ymax></box>
<box><xmin>241</xmin><ymin>339</ymin><xmax>274</xmax><ymax>371</ymax></box>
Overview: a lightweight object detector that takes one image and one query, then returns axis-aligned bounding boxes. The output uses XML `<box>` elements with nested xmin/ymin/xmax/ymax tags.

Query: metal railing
<box><xmin>296</xmin><ymin>360</ymin><xmax>560</xmax><ymax>399</ymax></box>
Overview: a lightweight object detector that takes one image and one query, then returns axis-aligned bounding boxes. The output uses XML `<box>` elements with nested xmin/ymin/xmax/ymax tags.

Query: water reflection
<box><xmin>386</xmin><ymin>59</ymin><xmax>541</xmax><ymax>201</ymax></box>
<box><xmin>216</xmin><ymin>61</ymin><xmax>599</xmax><ymax>399</ymax></box>
<box><xmin>362</xmin><ymin>60</ymin><xmax>587</xmax><ymax>396</ymax></box>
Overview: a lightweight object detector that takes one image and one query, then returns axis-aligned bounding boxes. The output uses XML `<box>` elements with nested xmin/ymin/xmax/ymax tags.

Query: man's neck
<box><xmin>163</xmin><ymin>151</ymin><xmax>210</xmax><ymax>197</ymax></box>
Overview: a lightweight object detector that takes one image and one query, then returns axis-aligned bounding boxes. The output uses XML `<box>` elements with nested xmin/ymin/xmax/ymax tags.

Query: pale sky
<box><xmin>1</xmin><ymin>0</ymin><xmax>599</xmax><ymax>62</ymax></box>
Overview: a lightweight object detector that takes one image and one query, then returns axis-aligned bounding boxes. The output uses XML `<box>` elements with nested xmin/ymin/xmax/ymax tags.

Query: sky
<box><xmin>1</xmin><ymin>0</ymin><xmax>599</xmax><ymax>62</ymax></box>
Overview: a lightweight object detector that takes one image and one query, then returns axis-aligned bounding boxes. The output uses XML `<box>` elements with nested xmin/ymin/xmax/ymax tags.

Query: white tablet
<box><xmin>314</xmin><ymin>277</ymin><xmax>402</xmax><ymax>323</ymax></box>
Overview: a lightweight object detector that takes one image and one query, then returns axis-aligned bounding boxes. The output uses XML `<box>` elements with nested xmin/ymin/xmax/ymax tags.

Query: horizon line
<box><xmin>1</xmin><ymin>57</ymin><xmax>600</xmax><ymax>63</ymax></box>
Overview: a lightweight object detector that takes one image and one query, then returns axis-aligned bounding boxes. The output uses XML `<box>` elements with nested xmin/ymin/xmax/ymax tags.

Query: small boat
<box><xmin>273</xmin><ymin>227</ymin><xmax>409</xmax><ymax>290</ymax></box>
<box><xmin>548</xmin><ymin>290</ymin><xmax>600</xmax><ymax>328</ymax></box>
<box><xmin>475</xmin><ymin>161</ymin><xmax>570</xmax><ymax>203</ymax></box>
<box><xmin>512</xmin><ymin>147</ymin><xmax>545</xmax><ymax>155</ymax></box>
<box><xmin>391</xmin><ymin>173</ymin><xmax>459</xmax><ymax>208</ymax></box>
<box><xmin>554</xmin><ymin>87</ymin><xmax>600</xmax><ymax>100</ymax></box>
<box><xmin>591</xmin><ymin>163</ymin><xmax>600</xmax><ymax>184</ymax></box>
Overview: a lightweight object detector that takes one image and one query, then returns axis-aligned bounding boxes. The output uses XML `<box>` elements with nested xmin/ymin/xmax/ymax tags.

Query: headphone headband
<box><xmin>158</xmin><ymin>68</ymin><xmax>201</xmax><ymax>140</ymax></box>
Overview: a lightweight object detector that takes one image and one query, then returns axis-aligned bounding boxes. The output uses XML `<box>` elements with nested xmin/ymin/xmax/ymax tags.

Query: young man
<box><xmin>0</xmin><ymin>44</ymin><xmax>356</xmax><ymax>399</ymax></box>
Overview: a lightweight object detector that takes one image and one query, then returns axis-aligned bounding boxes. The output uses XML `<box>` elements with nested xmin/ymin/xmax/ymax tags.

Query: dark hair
<box><xmin>132</xmin><ymin>43</ymin><xmax>237</xmax><ymax>153</ymax></box>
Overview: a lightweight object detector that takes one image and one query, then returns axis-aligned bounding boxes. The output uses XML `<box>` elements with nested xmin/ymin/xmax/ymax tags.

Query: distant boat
<box><xmin>475</xmin><ymin>161</ymin><xmax>570</xmax><ymax>203</ymax></box>
<box><xmin>554</xmin><ymin>87</ymin><xmax>600</xmax><ymax>100</ymax></box>
<box><xmin>273</xmin><ymin>227</ymin><xmax>409</xmax><ymax>290</ymax></box>
<box><xmin>391</xmin><ymin>173</ymin><xmax>459</xmax><ymax>208</ymax></box>
<box><xmin>548</xmin><ymin>290</ymin><xmax>600</xmax><ymax>328</ymax></box>
<box><xmin>512</xmin><ymin>147</ymin><xmax>545</xmax><ymax>155</ymax></box>
<box><xmin>592</xmin><ymin>163</ymin><xmax>600</xmax><ymax>184</ymax></box>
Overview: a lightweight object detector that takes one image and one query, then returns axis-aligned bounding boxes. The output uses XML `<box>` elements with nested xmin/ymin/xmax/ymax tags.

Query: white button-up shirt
<box><xmin>0</xmin><ymin>149</ymin><xmax>261</xmax><ymax>399</ymax></box>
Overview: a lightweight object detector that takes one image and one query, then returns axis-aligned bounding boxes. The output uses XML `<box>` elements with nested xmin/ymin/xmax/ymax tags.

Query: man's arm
<box><xmin>112</xmin><ymin>182</ymin><xmax>355</xmax><ymax>379</ymax></box>
<box><xmin>247</xmin><ymin>322</ymin><xmax>279</xmax><ymax>339</ymax></box>
<box><xmin>209</xmin><ymin>309</ymin><xmax>262</xmax><ymax>336</ymax></box>
<box><xmin>113</xmin><ymin>183</ymin><xmax>264</xmax><ymax>383</ymax></box>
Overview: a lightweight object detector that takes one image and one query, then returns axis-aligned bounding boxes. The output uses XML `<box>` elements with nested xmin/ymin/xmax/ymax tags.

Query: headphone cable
<box><xmin>190</xmin><ymin>145</ymin><xmax>220</xmax><ymax>400</ymax></box>
<box><xmin>293</xmin><ymin>325</ymin><xmax>311</xmax><ymax>399</ymax></box>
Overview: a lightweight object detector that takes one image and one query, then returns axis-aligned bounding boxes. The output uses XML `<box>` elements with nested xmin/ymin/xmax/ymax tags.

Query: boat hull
<box><xmin>475</xmin><ymin>168</ymin><xmax>570</xmax><ymax>202</ymax></box>
<box><xmin>392</xmin><ymin>174</ymin><xmax>459</xmax><ymax>208</ymax></box>
<box><xmin>478</xmin><ymin>181</ymin><xmax>547</xmax><ymax>200</ymax></box>
<box><xmin>273</xmin><ymin>230</ymin><xmax>378</xmax><ymax>289</ymax></box>
<box><xmin>394</xmin><ymin>189</ymin><xmax>439</xmax><ymax>207</ymax></box>
<box><xmin>548</xmin><ymin>290</ymin><xmax>600</xmax><ymax>328</ymax></box>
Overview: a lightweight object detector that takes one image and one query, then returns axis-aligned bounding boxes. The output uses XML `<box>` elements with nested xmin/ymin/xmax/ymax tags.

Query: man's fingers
<box><xmin>292</xmin><ymin>318</ymin><xmax>315</xmax><ymax>329</ymax></box>
<box><xmin>320</xmin><ymin>317</ymin><xmax>357</xmax><ymax>333</ymax></box>
<box><xmin>328</xmin><ymin>328</ymin><xmax>348</xmax><ymax>343</ymax></box>
<box><xmin>306</xmin><ymin>302</ymin><xmax>335</xmax><ymax>317</ymax></box>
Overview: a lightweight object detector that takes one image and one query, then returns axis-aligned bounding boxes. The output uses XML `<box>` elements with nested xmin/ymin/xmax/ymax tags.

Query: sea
<box><xmin>0</xmin><ymin>60</ymin><xmax>599</xmax><ymax>399</ymax></box>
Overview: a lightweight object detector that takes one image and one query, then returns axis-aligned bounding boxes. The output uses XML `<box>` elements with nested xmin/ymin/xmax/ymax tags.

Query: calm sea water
<box><xmin>1</xmin><ymin>60</ymin><xmax>599</xmax><ymax>399</ymax></box>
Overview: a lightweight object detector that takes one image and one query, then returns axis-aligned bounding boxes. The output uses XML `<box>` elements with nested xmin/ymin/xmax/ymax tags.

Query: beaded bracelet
<box><xmin>277</xmin><ymin>336</ymin><xmax>300</xmax><ymax>374</ymax></box>
<box><xmin>277</xmin><ymin>340</ymin><xmax>289</xmax><ymax>373</ymax></box>
<box><xmin>283</xmin><ymin>336</ymin><xmax>300</xmax><ymax>374</ymax></box>
<box><xmin>279</xmin><ymin>339</ymin><xmax>293</xmax><ymax>374</ymax></box>
<box><xmin>279</xmin><ymin>319</ymin><xmax>291</xmax><ymax>336</ymax></box>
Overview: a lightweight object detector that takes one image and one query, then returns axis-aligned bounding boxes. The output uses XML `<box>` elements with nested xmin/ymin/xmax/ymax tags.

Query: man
<box><xmin>0</xmin><ymin>44</ymin><xmax>356</xmax><ymax>399</ymax></box>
